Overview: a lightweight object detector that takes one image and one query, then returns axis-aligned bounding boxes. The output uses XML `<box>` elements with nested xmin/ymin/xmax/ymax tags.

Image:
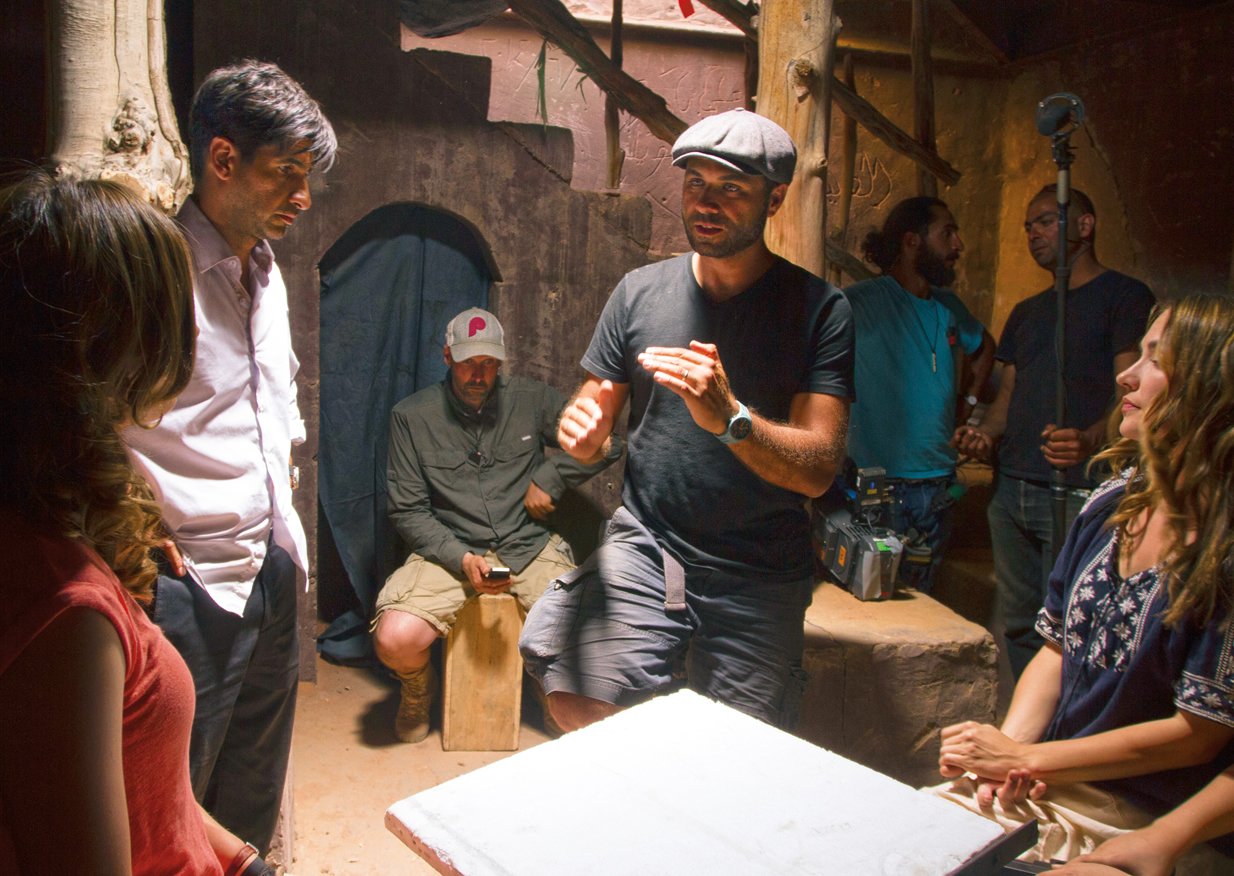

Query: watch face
<box><xmin>729</xmin><ymin>415</ymin><xmax>753</xmax><ymax>441</ymax></box>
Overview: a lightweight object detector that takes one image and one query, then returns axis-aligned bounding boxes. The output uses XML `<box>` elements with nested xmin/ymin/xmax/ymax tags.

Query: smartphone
<box><xmin>484</xmin><ymin>566</ymin><xmax>511</xmax><ymax>580</ymax></box>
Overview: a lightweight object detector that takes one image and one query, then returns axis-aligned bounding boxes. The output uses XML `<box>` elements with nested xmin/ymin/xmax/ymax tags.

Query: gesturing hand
<box><xmin>638</xmin><ymin>341</ymin><xmax>737</xmax><ymax>436</ymax></box>
<box><xmin>558</xmin><ymin>380</ymin><xmax>616</xmax><ymax>462</ymax></box>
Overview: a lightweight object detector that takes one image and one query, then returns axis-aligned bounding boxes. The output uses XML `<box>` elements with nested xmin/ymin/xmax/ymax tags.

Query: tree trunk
<box><xmin>757</xmin><ymin>0</ymin><xmax>840</xmax><ymax>277</ymax></box>
<box><xmin>48</xmin><ymin>0</ymin><xmax>190</xmax><ymax>213</ymax></box>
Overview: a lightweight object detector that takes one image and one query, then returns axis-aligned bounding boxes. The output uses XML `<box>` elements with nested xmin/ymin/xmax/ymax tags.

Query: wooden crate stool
<box><xmin>442</xmin><ymin>593</ymin><xmax>524</xmax><ymax>751</ymax></box>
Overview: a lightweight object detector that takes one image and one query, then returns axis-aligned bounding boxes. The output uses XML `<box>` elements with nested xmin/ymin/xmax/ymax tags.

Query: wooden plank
<box><xmin>507</xmin><ymin>0</ymin><xmax>687</xmax><ymax>143</ymax></box>
<box><xmin>604</xmin><ymin>0</ymin><xmax>624</xmax><ymax>189</ymax></box>
<box><xmin>831</xmin><ymin>76</ymin><xmax>961</xmax><ymax>186</ymax></box>
<box><xmin>826</xmin><ymin>238</ymin><xmax>874</xmax><ymax>283</ymax></box>
<box><xmin>441</xmin><ymin>594</ymin><xmax>524</xmax><ymax>752</ymax></box>
<box><xmin>912</xmin><ymin>0</ymin><xmax>939</xmax><ymax>197</ymax></box>
<box><xmin>696</xmin><ymin>0</ymin><xmax>758</xmax><ymax>38</ymax></box>
<box><xmin>829</xmin><ymin>53</ymin><xmax>859</xmax><ymax>287</ymax></box>
<box><xmin>387</xmin><ymin>691</ymin><xmax>1025</xmax><ymax>875</ymax></box>
<box><xmin>935</xmin><ymin>0</ymin><xmax>1011</xmax><ymax>65</ymax></box>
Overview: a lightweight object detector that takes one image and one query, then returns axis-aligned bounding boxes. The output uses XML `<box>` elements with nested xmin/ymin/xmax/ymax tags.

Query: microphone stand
<box><xmin>1048</xmin><ymin>130</ymin><xmax>1076</xmax><ymax>562</ymax></box>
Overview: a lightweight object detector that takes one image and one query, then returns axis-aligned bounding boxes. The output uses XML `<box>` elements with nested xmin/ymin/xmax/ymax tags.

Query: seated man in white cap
<box><xmin>372</xmin><ymin>307</ymin><xmax>623</xmax><ymax>742</ymax></box>
<box><xmin>520</xmin><ymin>109</ymin><xmax>855</xmax><ymax>733</ymax></box>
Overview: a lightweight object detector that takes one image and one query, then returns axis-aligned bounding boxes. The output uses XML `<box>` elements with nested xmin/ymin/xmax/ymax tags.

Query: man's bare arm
<box><xmin>639</xmin><ymin>341</ymin><xmax>847</xmax><ymax>497</ymax></box>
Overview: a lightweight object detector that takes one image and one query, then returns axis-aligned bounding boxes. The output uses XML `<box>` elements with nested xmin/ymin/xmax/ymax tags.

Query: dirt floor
<box><xmin>286</xmin><ymin>539</ymin><xmax>1008</xmax><ymax>875</ymax></box>
<box><xmin>287</xmin><ymin>657</ymin><xmax>554</xmax><ymax>875</ymax></box>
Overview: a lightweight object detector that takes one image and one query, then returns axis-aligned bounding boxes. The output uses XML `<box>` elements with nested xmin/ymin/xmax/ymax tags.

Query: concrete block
<box><xmin>797</xmin><ymin>582</ymin><xmax>998</xmax><ymax>788</ymax></box>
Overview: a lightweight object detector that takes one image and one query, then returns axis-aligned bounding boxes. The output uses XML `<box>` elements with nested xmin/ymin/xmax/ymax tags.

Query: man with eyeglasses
<box><xmin>373</xmin><ymin>308</ymin><xmax>623</xmax><ymax>743</ymax></box>
<box><xmin>952</xmin><ymin>185</ymin><xmax>1153</xmax><ymax>679</ymax></box>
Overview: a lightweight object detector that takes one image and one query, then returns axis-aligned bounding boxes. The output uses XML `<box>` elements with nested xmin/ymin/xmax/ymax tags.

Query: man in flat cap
<box><xmin>519</xmin><ymin>108</ymin><xmax>855</xmax><ymax>731</ymax></box>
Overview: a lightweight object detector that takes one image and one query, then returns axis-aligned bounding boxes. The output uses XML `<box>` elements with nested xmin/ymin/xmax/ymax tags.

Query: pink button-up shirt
<box><xmin>125</xmin><ymin>198</ymin><xmax>307</xmax><ymax>615</ymax></box>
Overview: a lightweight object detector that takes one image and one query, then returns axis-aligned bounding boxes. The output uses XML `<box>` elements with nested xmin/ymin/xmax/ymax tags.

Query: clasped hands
<box><xmin>938</xmin><ymin>720</ymin><xmax>1048</xmax><ymax>809</ymax></box>
<box><xmin>558</xmin><ymin>341</ymin><xmax>737</xmax><ymax>463</ymax></box>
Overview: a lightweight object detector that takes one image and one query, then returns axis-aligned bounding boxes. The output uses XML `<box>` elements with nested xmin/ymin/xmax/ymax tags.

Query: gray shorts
<box><xmin>518</xmin><ymin>507</ymin><xmax>812</xmax><ymax>729</ymax></box>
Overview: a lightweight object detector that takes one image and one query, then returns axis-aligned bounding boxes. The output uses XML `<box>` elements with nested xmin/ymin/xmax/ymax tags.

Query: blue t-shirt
<box><xmin>844</xmin><ymin>275</ymin><xmax>985</xmax><ymax>478</ymax></box>
<box><xmin>1036</xmin><ymin>475</ymin><xmax>1234</xmax><ymax>827</ymax></box>
<box><xmin>582</xmin><ymin>254</ymin><xmax>855</xmax><ymax>580</ymax></box>
<box><xmin>997</xmin><ymin>270</ymin><xmax>1154</xmax><ymax>487</ymax></box>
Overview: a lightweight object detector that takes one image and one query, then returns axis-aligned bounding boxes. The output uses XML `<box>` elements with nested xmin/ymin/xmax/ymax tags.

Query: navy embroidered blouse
<box><xmin>1035</xmin><ymin>475</ymin><xmax>1234</xmax><ymax>826</ymax></box>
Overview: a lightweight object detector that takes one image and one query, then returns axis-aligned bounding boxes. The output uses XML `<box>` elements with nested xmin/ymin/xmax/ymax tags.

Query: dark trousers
<box><xmin>154</xmin><ymin>544</ymin><xmax>299</xmax><ymax>853</ymax></box>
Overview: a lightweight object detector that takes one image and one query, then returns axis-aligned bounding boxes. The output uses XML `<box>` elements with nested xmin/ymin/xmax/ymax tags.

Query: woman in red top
<box><xmin>0</xmin><ymin>172</ymin><xmax>267</xmax><ymax>875</ymax></box>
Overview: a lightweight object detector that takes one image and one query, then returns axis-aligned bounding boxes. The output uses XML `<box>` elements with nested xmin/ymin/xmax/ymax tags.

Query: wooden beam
<box><xmin>507</xmin><ymin>0</ymin><xmax>687</xmax><ymax>143</ymax></box>
<box><xmin>934</xmin><ymin>0</ymin><xmax>1010</xmax><ymax>64</ymax></box>
<box><xmin>831</xmin><ymin>77</ymin><xmax>960</xmax><ymax>187</ymax></box>
<box><xmin>826</xmin><ymin>238</ymin><xmax>875</xmax><ymax>283</ymax></box>
<box><xmin>695</xmin><ymin>0</ymin><xmax>759</xmax><ymax>39</ymax></box>
<box><xmin>911</xmin><ymin>0</ymin><xmax>938</xmax><ymax>197</ymax></box>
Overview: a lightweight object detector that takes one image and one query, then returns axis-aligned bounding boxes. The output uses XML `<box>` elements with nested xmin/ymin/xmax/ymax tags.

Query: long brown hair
<box><xmin>1095</xmin><ymin>295</ymin><xmax>1234</xmax><ymax>627</ymax></box>
<box><xmin>0</xmin><ymin>172</ymin><xmax>196</xmax><ymax>601</ymax></box>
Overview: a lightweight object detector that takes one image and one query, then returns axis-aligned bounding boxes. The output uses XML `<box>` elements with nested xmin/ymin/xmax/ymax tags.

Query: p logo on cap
<box><xmin>446</xmin><ymin>307</ymin><xmax>506</xmax><ymax>362</ymax></box>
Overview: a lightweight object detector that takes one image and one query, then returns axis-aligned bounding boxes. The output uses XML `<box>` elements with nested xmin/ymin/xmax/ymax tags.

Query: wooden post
<box><xmin>912</xmin><ymin>0</ymin><xmax>938</xmax><ymax>198</ymax></box>
<box><xmin>830</xmin><ymin>53</ymin><xmax>859</xmax><ymax>287</ymax></box>
<box><xmin>604</xmin><ymin>0</ymin><xmax>624</xmax><ymax>189</ymax></box>
<box><xmin>442</xmin><ymin>594</ymin><xmax>524</xmax><ymax>751</ymax></box>
<box><xmin>757</xmin><ymin>0</ymin><xmax>840</xmax><ymax>277</ymax></box>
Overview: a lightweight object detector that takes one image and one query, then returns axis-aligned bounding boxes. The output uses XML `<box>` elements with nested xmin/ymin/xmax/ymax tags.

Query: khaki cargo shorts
<box><xmin>373</xmin><ymin>533</ymin><xmax>575</xmax><ymax>635</ymax></box>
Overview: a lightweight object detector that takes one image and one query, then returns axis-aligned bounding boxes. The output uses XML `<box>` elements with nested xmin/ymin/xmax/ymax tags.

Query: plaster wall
<box><xmin>401</xmin><ymin>12</ymin><xmax>748</xmax><ymax>257</ymax></box>
<box><xmin>989</xmin><ymin>9</ymin><xmax>1234</xmax><ymax>334</ymax></box>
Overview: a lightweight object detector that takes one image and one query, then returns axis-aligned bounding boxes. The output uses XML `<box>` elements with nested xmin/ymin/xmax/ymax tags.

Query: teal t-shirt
<box><xmin>844</xmin><ymin>275</ymin><xmax>984</xmax><ymax>478</ymax></box>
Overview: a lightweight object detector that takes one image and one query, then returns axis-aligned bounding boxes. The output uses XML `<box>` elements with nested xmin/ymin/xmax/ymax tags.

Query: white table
<box><xmin>387</xmin><ymin>690</ymin><xmax>1032</xmax><ymax>875</ymax></box>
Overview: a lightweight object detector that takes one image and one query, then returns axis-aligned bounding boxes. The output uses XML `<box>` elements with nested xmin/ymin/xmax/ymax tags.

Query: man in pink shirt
<box><xmin>124</xmin><ymin>60</ymin><xmax>336</xmax><ymax>855</ymax></box>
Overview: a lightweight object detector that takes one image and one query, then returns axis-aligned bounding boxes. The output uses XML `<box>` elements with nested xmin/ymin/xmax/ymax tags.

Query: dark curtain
<box><xmin>317</xmin><ymin>203</ymin><xmax>490</xmax><ymax>664</ymax></box>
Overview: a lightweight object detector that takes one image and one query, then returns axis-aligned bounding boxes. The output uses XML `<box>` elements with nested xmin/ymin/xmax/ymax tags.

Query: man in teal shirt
<box><xmin>844</xmin><ymin>197</ymin><xmax>994</xmax><ymax>592</ymax></box>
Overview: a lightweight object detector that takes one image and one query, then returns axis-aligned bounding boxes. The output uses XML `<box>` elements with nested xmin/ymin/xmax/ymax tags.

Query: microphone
<box><xmin>1035</xmin><ymin>93</ymin><xmax>1085</xmax><ymax>137</ymax></box>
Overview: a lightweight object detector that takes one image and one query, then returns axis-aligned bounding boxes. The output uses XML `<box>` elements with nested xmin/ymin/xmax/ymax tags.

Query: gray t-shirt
<box><xmin>583</xmin><ymin>254</ymin><xmax>854</xmax><ymax>580</ymax></box>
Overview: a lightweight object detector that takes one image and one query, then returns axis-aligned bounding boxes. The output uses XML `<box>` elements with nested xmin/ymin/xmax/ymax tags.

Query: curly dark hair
<box><xmin>860</xmin><ymin>196</ymin><xmax>947</xmax><ymax>273</ymax></box>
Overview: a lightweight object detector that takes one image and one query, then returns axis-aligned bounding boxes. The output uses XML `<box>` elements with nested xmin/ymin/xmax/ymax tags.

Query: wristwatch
<box><xmin>716</xmin><ymin>401</ymin><xmax>753</xmax><ymax>445</ymax></box>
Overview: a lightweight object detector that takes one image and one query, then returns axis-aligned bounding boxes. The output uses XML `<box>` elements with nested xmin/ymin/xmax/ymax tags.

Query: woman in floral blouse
<box><xmin>934</xmin><ymin>295</ymin><xmax>1234</xmax><ymax>872</ymax></box>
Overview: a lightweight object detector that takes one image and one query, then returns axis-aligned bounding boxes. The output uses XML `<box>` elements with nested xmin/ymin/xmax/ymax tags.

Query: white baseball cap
<box><xmin>445</xmin><ymin>307</ymin><xmax>505</xmax><ymax>361</ymax></box>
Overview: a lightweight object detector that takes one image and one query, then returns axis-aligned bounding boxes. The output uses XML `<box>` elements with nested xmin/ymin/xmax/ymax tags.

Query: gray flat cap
<box><xmin>671</xmin><ymin>108</ymin><xmax>797</xmax><ymax>185</ymax></box>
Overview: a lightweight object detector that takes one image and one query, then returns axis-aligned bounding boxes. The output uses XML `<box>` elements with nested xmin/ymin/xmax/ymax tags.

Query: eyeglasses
<box><xmin>1024</xmin><ymin>212</ymin><xmax>1058</xmax><ymax>234</ymax></box>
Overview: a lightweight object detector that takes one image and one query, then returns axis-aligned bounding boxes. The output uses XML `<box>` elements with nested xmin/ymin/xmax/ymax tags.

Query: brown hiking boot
<box><xmin>394</xmin><ymin>663</ymin><xmax>437</xmax><ymax>743</ymax></box>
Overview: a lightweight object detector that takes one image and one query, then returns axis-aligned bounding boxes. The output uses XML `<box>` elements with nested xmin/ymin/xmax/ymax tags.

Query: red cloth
<box><xmin>0</xmin><ymin>511</ymin><xmax>220</xmax><ymax>874</ymax></box>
